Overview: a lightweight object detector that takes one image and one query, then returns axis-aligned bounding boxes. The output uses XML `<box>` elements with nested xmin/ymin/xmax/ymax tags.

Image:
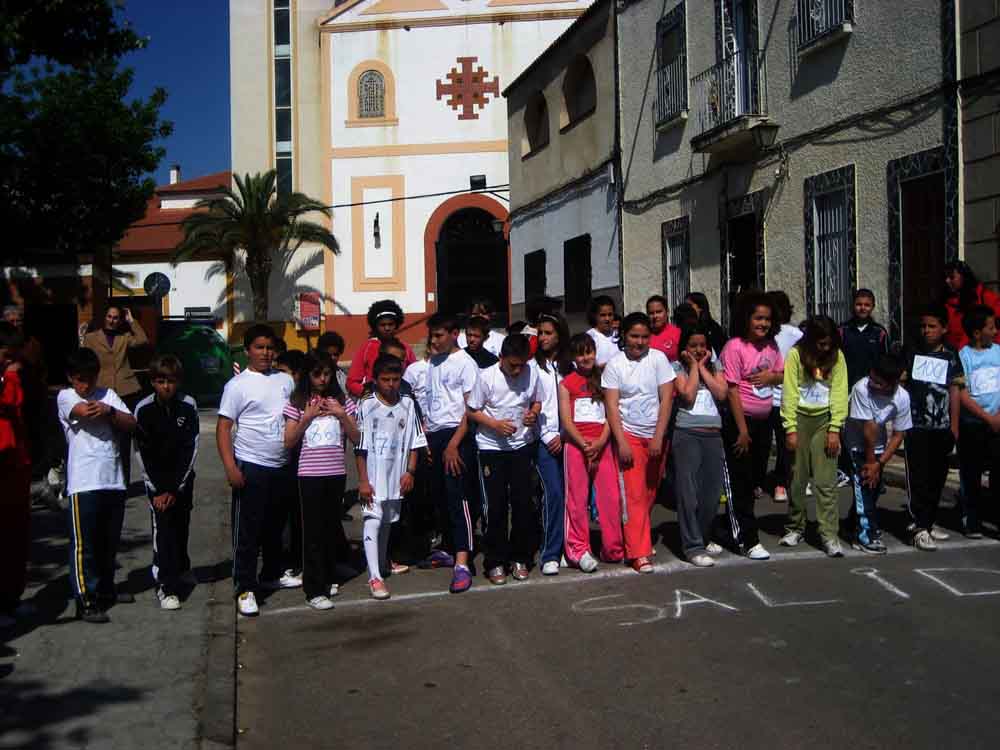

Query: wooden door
<box><xmin>901</xmin><ymin>172</ymin><xmax>945</xmax><ymax>343</ymax></box>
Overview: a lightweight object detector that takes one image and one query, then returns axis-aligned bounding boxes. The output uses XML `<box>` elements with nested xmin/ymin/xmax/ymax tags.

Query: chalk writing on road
<box><xmin>570</xmin><ymin>567</ymin><xmax>1000</xmax><ymax>627</ymax></box>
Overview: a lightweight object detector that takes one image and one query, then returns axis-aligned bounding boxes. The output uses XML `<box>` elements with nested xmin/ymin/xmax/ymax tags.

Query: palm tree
<box><xmin>174</xmin><ymin>170</ymin><xmax>338</xmax><ymax>322</ymax></box>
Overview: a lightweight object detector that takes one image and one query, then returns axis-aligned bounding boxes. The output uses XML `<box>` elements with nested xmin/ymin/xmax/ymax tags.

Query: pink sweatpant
<box><xmin>563</xmin><ymin>441</ymin><xmax>625</xmax><ymax>563</ymax></box>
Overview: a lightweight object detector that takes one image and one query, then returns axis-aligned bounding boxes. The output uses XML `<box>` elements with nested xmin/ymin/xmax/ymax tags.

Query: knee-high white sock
<box><xmin>363</xmin><ymin>518</ymin><xmax>382</xmax><ymax>581</ymax></box>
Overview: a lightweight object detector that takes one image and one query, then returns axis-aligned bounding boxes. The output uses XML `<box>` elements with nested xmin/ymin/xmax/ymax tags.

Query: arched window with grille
<box><xmin>358</xmin><ymin>70</ymin><xmax>385</xmax><ymax>119</ymax></box>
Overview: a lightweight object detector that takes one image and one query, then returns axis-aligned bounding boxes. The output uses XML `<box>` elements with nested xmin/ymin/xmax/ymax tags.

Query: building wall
<box><xmin>115</xmin><ymin>260</ymin><xmax>231</xmax><ymax>337</ymax></box>
<box><xmin>961</xmin><ymin>0</ymin><xmax>1000</xmax><ymax>281</ymax></box>
<box><xmin>618</xmin><ymin>0</ymin><xmax>949</xmax><ymax>320</ymax></box>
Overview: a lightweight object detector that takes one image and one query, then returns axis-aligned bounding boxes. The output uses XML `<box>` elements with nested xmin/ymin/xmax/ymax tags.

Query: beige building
<box><xmin>617</xmin><ymin>0</ymin><xmax>964</xmax><ymax>342</ymax></box>
<box><xmin>504</xmin><ymin>0</ymin><xmax>621</xmax><ymax>330</ymax></box>
<box><xmin>961</xmin><ymin>1</ymin><xmax>1000</xmax><ymax>282</ymax></box>
<box><xmin>229</xmin><ymin>0</ymin><xmax>592</xmax><ymax>352</ymax></box>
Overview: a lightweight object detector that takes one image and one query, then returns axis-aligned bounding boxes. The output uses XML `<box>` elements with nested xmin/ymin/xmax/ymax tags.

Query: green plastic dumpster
<box><xmin>157</xmin><ymin>319</ymin><xmax>236</xmax><ymax>405</ymax></box>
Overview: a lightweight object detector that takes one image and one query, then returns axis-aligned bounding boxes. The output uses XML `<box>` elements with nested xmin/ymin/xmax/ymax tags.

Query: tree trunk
<box><xmin>245</xmin><ymin>246</ymin><xmax>271</xmax><ymax>322</ymax></box>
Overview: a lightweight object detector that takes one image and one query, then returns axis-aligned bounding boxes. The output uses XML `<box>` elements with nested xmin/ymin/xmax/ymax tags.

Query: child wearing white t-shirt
<box><xmin>217</xmin><ymin>325</ymin><xmax>296</xmax><ymax>617</ymax></box>
<box><xmin>355</xmin><ymin>355</ymin><xmax>426</xmax><ymax>600</ymax></box>
<box><xmin>57</xmin><ymin>348</ymin><xmax>137</xmax><ymax>624</ymax></box>
<box><xmin>468</xmin><ymin>334</ymin><xmax>542</xmax><ymax>584</ymax></box>
<box><xmin>845</xmin><ymin>354</ymin><xmax>912</xmax><ymax>554</ymax></box>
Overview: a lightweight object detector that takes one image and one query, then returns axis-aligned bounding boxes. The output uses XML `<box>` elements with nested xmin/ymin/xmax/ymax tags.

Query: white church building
<box><xmin>230</xmin><ymin>0</ymin><xmax>593</xmax><ymax>351</ymax></box>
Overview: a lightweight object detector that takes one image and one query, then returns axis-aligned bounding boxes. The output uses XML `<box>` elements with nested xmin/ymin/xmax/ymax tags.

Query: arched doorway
<box><xmin>424</xmin><ymin>194</ymin><xmax>509</xmax><ymax>325</ymax></box>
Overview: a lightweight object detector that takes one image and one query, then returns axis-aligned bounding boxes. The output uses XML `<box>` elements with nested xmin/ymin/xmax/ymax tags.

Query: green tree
<box><xmin>0</xmin><ymin>1</ymin><xmax>171</xmax><ymax>268</ymax></box>
<box><xmin>174</xmin><ymin>171</ymin><xmax>339</xmax><ymax>322</ymax></box>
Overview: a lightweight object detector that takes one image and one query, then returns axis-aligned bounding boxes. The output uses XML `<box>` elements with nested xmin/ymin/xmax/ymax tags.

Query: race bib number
<box><xmin>800</xmin><ymin>382</ymin><xmax>830</xmax><ymax>407</ymax></box>
<box><xmin>969</xmin><ymin>366</ymin><xmax>1000</xmax><ymax>396</ymax></box>
<box><xmin>624</xmin><ymin>396</ymin><xmax>660</xmax><ymax>425</ymax></box>
<box><xmin>752</xmin><ymin>385</ymin><xmax>773</xmax><ymax>400</ymax></box>
<box><xmin>267</xmin><ymin>416</ymin><xmax>283</xmax><ymax>440</ymax></box>
<box><xmin>304</xmin><ymin>416</ymin><xmax>341</xmax><ymax>449</ymax></box>
<box><xmin>500</xmin><ymin>407</ymin><xmax>525</xmax><ymax>430</ymax></box>
<box><xmin>574</xmin><ymin>398</ymin><xmax>606</xmax><ymax>424</ymax></box>
<box><xmin>689</xmin><ymin>388</ymin><xmax>719</xmax><ymax>417</ymax></box>
<box><xmin>912</xmin><ymin>355</ymin><xmax>948</xmax><ymax>386</ymax></box>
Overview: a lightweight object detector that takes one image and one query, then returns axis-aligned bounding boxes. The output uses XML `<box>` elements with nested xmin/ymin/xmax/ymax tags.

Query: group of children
<box><xmin>39</xmin><ymin>280</ymin><xmax>1000</xmax><ymax>622</ymax></box>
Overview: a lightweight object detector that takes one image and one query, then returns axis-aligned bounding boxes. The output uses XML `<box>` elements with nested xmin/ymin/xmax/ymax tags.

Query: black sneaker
<box><xmin>852</xmin><ymin>537</ymin><xmax>887</xmax><ymax>555</ymax></box>
<box><xmin>77</xmin><ymin>601</ymin><xmax>110</xmax><ymax>624</ymax></box>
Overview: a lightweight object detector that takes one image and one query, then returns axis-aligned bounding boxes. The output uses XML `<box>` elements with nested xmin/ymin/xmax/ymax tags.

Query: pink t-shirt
<box><xmin>721</xmin><ymin>337</ymin><xmax>784</xmax><ymax>420</ymax></box>
<box><xmin>650</xmin><ymin>325</ymin><xmax>681</xmax><ymax>362</ymax></box>
<box><xmin>283</xmin><ymin>398</ymin><xmax>357</xmax><ymax>477</ymax></box>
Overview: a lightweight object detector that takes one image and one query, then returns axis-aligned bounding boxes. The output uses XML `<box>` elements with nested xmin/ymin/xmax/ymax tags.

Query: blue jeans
<box><xmin>849</xmin><ymin>450</ymin><xmax>883</xmax><ymax>545</ymax></box>
<box><xmin>536</xmin><ymin>440</ymin><xmax>565</xmax><ymax>564</ymax></box>
<box><xmin>68</xmin><ymin>490</ymin><xmax>126</xmax><ymax>602</ymax></box>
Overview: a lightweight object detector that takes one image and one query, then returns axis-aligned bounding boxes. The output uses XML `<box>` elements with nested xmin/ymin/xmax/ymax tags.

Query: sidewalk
<box><xmin>0</xmin><ymin>412</ymin><xmax>234</xmax><ymax>750</ymax></box>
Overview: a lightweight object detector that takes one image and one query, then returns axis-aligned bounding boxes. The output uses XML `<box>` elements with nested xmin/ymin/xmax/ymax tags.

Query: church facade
<box><xmin>230</xmin><ymin>0</ymin><xmax>592</xmax><ymax>350</ymax></box>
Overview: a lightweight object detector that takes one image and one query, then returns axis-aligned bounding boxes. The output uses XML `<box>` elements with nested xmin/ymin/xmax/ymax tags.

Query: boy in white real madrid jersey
<box><xmin>355</xmin><ymin>354</ymin><xmax>427</xmax><ymax>600</ymax></box>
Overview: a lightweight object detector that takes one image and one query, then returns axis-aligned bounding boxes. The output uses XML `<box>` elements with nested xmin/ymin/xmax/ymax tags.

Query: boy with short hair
<box><xmin>134</xmin><ymin>354</ymin><xmax>200</xmax><ymax>610</ymax></box>
<box><xmin>844</xmin><ymin>353</ymin><xmax>912</xmax><ymax>554</ymax></box>
<box><xmin>457</xmin><ymin>297</ymin><xmax>506</xmax><ymax>356</ymax></box>
<box><xmin>586</xmin><ymin>295</ymin><xmax>619</xmax><ymax>366</ymax></box>
<box><xmin>217</xmin><ymin>324</ymin><xmax>298</xmax><ymax>617</ymax></box>
<box><xmin>957</xmin><ymin>305</ymin><xmax>1000</xmax><ymax>538</ymax></box>
<box><xmin>467</xmin><ymin>334</ymin><xmax>542</xmax><ymax>584</ymax></box>
<box><xmin>57</xmin><ymin>347</ymin><xmax>138</xmax><ymax>623</ymax></box>
<box><xmin>424</xmin><ymin>313</ymin><xmax>480</xmax><ymax>592</ymax></box>
<box><xmin>902</xmin><ymin>304</ymin><xmax>963</xmax><ymax>550</ymax></box>
<box><xmin>464</xmin><ymin>315</ymin><xmax>499</xmax><ymax>369</ymax></box>
<box><xmin>355</xmin><ymin>355</ymin><xmax>426</xmax><ymax>600</ymax></box>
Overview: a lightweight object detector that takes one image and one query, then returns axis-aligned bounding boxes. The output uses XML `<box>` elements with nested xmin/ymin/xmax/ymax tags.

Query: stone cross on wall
<box><xmin>435</xmin><ymin>56</ymin><xmax>500</xmax><ymax>121</ymax></box>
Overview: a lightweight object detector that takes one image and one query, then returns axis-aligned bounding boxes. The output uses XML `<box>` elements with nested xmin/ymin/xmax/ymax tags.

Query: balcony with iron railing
<box><xmin>689</xmin><ymin>48</ymin><xmax>774</xmax><ymax>154</ymax></box>
<box><xmin>655</xmin><ymin>54</ymin><xmax>688</xmax><ymax>129</ymax></box>
<box><xmin>796</xmin><ymin>0</ymin><xmax>854</xmax><ymax>54</ymax></box>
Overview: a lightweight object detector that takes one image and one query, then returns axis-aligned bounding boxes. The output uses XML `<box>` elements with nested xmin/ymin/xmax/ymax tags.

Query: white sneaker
<box><xmin>913</xmin><ymin>530</ymin><xmax>938</xmax><ymax>552</ymax></box>
<box><xmin>747</xmin><ymin>544</ymin><xmax>771</xmax><ymax>560</ymax></box>
<box><xmin>578</xmin><ymin>551</ymin><xmax>599</xmax><ymax>573</ymax></box>
<box><xmin>329</xmin><ymin>584</ymin><xmax>340</xmax><ymax>597</ymax></box>
<box><xmin>930</xmin><ymin>526</ymin><xmax>950</xmax><ymax>541</ymax></box>
<box><xmin>706</xmin><ymin>542</ymin><xmax>723</xmax><ymax>555</ymax></box>
<box><xmin>823</xmin><ymin>538</ymin><xmax>844</xmax><ymax>558</ymax></box>
<box><xmin>157</xmin><ymin>588</ymin><xmax>181</xmax><ymax>611</ymax></box>
<box><xmin>279</xmin><ymin>569</ymin><xmax>303</xmax><ymax>589</ymax></box>
<box><xmin>307</xmin><ymin>595</ymin><xmax>334</xmax><ymax>610</ymax></box>
<box><xmin>237</xmin><ymin>592</ymin><xmax>259</xmax><ymax>617</ymax></box>
<box><xmin>541</xmin><ymin>560</ymin><xmax>559</xmax><ymax>576</ymax></box>
<box><xmin>780</xmin><ymin>531</ymin><xmax>803</xmax><ymax>547</ymax></box>
<box><xmin>805</xmin><ymin>483</ymin><xmax>814</xmax><ymax>497</ymax></box>
<box><xmin>689</xmin><ymin>554</ymin><xmax>715</xmax><ymax>568</ymax></box>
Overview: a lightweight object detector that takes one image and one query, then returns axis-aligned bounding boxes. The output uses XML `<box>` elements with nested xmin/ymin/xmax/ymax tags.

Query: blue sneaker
<box><xmin>449</xmin><ymin>565</ymin><xmax>472</xmax><ymax>593</ymax></box>
<box><xmin>419</xmin><ymin>549</ymin><xmax>455</xmax><ymax>569</ymax></box>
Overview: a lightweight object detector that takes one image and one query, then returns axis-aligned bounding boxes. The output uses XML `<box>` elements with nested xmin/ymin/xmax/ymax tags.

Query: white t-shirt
<box><xmin>844</xmin><ymin>377</ymin><xmax>913</xmax><ymax>454</ymax></box>
<box><xmin>425</xmin><ymin>349</ymin><xmax>479</xmax><ymax>433</ymax></box>
<box><xmin>530</xmin><ymin>358</ymin><xmax>562</xmax><ymax>445</ymax></box>
<box><xmin>218</xmin><ymin>369</ymin><xmax>295</xmax><ymax>468</ymax></box>
<box><xmin>601</xmin><ymin>348</ymin><xmax>676</xmax><ymax>438</ymax></box>
<box><xmin>772</xmin><ymin>324</ymin><xmax>804</xmax><ymax>406</ymax></box>
<box><xmin>588</xmin><ymin>328</ymin><xmax>620</xmax><ymax>367</ymax></box>
<box><xmin>458</xmin><ymin>329</ymin><xmax>506</xmax><ymax>357</ymax></box>
<box><xmin>468</xmin><ymin>362</ymin><xmax>542</xmax><ymax>451</ymax></box>
<box><xmin>402</xmin><ymin>359</ymin><xmax>430</xmax><ymax>420</ymax></box>
<box><xmin>355</xmin><ymin>393</ymin><xmax>427</xmax><ymax>502</ymax></box>
<box><xmin>58</xmin><ymin>387</ymin><xmax>129</xmax><ymax>495</ymax></box>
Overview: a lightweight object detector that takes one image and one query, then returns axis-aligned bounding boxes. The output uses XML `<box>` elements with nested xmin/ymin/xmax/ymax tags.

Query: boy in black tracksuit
<box><xmin>838</xmin><ymin>289</ymin><xmax>890</xmax><ymax>480</ymax></box>
<box><xmin>134</xmin><ymin>354</ymin><xmax>200</xmax><ymax>609</ymax></box>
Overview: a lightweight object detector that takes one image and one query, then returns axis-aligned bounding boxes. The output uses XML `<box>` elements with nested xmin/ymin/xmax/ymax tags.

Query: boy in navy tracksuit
<box><xmin>134</xmin><ymin>354</ymin><xmax>200</xmax><ymax>610</ymax></box>
<box><xmin>838</xmin><ymin>289</ymin><xmax>890</xmax><ymax>481</ymax></box>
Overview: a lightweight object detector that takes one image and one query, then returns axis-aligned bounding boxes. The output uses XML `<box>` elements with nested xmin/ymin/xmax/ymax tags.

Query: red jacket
<box><xmin>944</xmin><ymin>283</ymin><xmax>1000</xmax><ymax>350</ymax></box>
<box><xmin>346</xmin><ymin>338</ymin><xmax>417</xmax><ymax>398</ymax></box>
<box><xmin>0</xmin><ymin>368</ymin><xmax>29</xmax><ymax>465</ymax></box>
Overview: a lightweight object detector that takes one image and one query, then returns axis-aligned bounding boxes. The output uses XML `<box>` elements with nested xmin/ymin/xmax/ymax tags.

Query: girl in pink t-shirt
<box><xmin>720</xmin><ymin>292</ymin><xmax>784</xmax><ymax>560</ymax></box>
<box><xmin>558</xmin><ymin>334</ymin><xmax>624</xmax><ymax>570</ymax></box>
<box><xmin>646</xmin><ymin>295</ymin><xmax>681</xmax><ymax>362</ymax></box>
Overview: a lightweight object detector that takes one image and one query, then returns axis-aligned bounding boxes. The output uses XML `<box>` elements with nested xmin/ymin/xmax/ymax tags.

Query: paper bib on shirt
<box><xmin>573</xmin><ymin>398</ymin><xmax>606</xmax><ymax>424</ymax></box>
<box><xmin>751</xmin><ymin>384</ymin><xmax>773</xmax><ymax>399</ymax></box>
<box><xmin>689</xmin><ymin>389</ymin><xmax>719</xmax><ymax>417</ymax></box>
<box><xmin>304</xmin><ymin>416</ymin><xmax>342</xmax><ymax>448</ymax></box>
<box><xmin>799</xmin><ymin>382</ymin><xmax>831</xmax><ymax>407</ymax></box>
<box><xmin>623</xmin><ymin>395</ymin><xmax>660</xmax><ymax>424</ymax></box>
<box><xmin>912</xmin><ymin>355</ymin><xmax>949</xmax><ymax>386</ymax></box>
<box><xmin>970</xmin><ymin>366</ymin><xmax>1000</xmax><ymax>396</ymax></box>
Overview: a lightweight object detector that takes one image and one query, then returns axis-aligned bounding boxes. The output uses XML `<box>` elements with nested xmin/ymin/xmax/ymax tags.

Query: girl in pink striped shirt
<box><xmin>283</xmin><ymin>351</ymin><xmax>360</xmax><ymax>611</ymax></box>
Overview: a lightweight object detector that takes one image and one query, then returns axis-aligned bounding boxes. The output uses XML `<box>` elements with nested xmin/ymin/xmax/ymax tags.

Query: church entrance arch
<box><xmin>423</xmin><ymin>194</ymin><xmax>509</xmax><ymax>326</ymax></box>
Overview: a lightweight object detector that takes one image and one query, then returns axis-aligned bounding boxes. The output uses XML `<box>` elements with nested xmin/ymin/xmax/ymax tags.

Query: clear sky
<box><xmin>122</xmin><ymin>0</ymin><xmax>231</xmax><ymax>186</ymax></box>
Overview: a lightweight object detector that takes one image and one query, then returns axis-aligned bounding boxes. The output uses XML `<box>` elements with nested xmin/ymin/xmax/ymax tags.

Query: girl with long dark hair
<box><xmin>942</xmin><ymin>260</ymin><xmax>1000</xmax><ymax>349</ymax></box>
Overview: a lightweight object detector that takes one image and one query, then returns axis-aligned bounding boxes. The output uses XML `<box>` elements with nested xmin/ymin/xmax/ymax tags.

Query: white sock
<box><xmin>363</xmin><ymin>518</ymin><xmax>382</xmax><ymax>581</ymax></box>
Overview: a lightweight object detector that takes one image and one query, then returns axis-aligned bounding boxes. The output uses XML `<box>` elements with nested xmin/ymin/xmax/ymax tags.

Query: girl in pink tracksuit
<box><xmin>559</xmin><ymin>333</ymin><xmax>624</xmax><ymax>570</ymax></box>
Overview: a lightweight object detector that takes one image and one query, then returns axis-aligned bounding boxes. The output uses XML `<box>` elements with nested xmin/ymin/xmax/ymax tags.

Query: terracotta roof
<box><xmin>116</xmin><ymin>171</ymin><xmax>232</xmax><ymax>256</ymax></box>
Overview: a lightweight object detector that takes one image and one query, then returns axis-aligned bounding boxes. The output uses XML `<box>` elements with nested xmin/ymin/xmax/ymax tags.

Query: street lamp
<box><xmin>470</xmin><ymin>174</ymin><xmax>487</xmax><ymax>191</ymax></box>
<box><xmin>751</xmin><ymin>122</ymin><xmax>780</xmax><ymax>150</ymax></box>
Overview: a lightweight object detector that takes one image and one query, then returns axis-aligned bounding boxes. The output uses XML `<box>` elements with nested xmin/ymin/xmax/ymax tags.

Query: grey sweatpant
<box><xmin>672</xmin><ymin>428</ymin><xmax>724</xmax><ymax>557</ymax></box>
